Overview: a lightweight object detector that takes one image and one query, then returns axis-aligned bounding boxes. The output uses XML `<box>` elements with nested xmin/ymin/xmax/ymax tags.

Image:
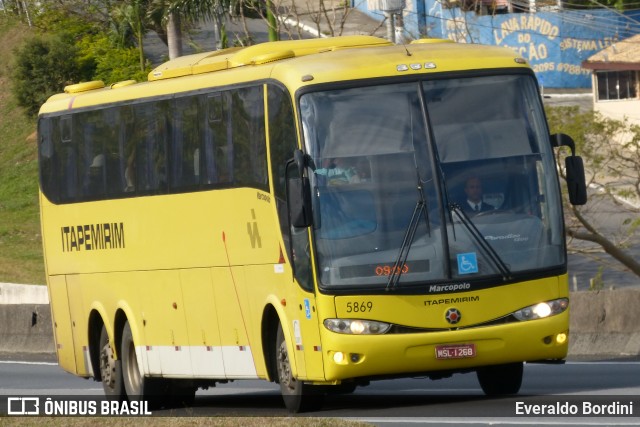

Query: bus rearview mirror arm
<box><xmin>551</xmin><ymin>133</ymin><xmax>588</xmax><ymax>206</ymax></box>
<box><xmin>550</xmin><ymin>133</ymin><xmax>576</xmax><ymax>156</ymax></box>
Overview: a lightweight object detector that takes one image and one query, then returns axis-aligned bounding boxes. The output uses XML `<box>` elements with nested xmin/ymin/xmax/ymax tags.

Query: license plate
<box><xmin>435</xmin><ymin>344</ymin><xmax>476</xmax><ymax>359</ymax></box>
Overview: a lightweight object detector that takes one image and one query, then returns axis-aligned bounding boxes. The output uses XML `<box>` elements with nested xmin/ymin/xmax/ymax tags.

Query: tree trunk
<box><xmin>569</xmin><ymin>206</ymin><xmax>640</xmax><ymax>277</ymax></box>
<box><xmin>137</xmin><ymin>17</ymin><xmax>145</xmax><ymax>71</ymax></box>
<box><xmin>167</xmin><ymin>12</ymin><xmax>183</xmax><ymax>59</ymax></box>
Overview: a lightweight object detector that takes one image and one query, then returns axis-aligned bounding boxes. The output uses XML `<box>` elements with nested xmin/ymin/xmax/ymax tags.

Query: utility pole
<box><xmin>377</xmin><ymin>0</ymin><xmax>406</xmax><ymax>44</ymax></box>
<box><xmin>267</xmin><ymin>1</ymin><xmax>278</xmax><ymax>41</ymax></box>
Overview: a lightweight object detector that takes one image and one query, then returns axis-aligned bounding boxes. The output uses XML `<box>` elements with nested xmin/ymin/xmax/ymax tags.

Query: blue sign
<box><xmin>303</xmin><ymin>299</ymin><xmax>312</xmax><ymax>319</ymax></box>
<box><xmin>457</xmin><ymin>253</ymin><xmax>479</xmax><ymax>275</ymax></box>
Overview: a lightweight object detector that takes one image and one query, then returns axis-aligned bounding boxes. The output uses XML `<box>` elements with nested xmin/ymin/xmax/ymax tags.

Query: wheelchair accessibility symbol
<box><xmin>457</xmin><ymin>253</ymin><xmax>478</xmax><ymax>275</ymax></box>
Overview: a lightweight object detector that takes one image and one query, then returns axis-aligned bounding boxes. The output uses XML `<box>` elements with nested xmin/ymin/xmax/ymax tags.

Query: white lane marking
<box><xmin>0</xmin><ymin>360</ymin><xmax>58</xmax><ymax>366</ymax></box>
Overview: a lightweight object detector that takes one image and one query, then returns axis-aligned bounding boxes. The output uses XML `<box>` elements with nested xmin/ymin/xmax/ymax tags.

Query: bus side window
<box><xmin>232</xmin><ymin>87</ymin><xmax>267</xmax><ymax>189</ymax></box>
<box><xmin>79</xmin><ymin>112</ymin><xmax>107</xmax><ymax>200</ymax></box>
<box><xmin>104</xmin><ymin>107</ymin><xmax>126</xmax><ymax>196</ymax></box>
<box><xmin>171</xmin><ymin>96</ymin><xmax>202</xmax><ymax>189</ymax></box>
<box><xmin>133</xmin><ymin>102</ymin><xmax>168</xmax><ymax>193</ymax></box>
<box><xmin>206</xmin><ymin>92</ymin><xmax>231</xmax><ymax>185</ymax></box>
<box><xmin>57</xmin><ymin>115</ymin><xmax>79</xmax><ymax>202</ymax></box>
<box><xmin>38</xmin><ymin>118</ymin><xmax>59</xmax><ymax>203</ymax></box>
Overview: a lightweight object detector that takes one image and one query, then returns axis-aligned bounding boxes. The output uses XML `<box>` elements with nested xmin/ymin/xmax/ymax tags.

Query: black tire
<box><xmin>275</xmin><ymin>323</ymin><xmax>324</xmax><ymax>413</ymax></box>
<box><xmin>99</xmin><ymin>325</ymin><xmax>126</xmax><ymax>400</ymax></box>
<box><xmin>476</xmin><ymin>362</ymin><xmax>523</xmax><ymax>395</ymax></box>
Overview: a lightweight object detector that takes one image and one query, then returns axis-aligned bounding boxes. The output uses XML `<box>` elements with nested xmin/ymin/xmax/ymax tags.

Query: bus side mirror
<box><xmin>551</xmin><ymin>133</ymin><xmax>588</xmax><ymax>206</ymax></box>
<box><xmin>286</xmin><ymin>150</ymin><xmax>313</xmax><ymax>228</ymax></box>
<box><xmin>565</xmin><ymin>155</ymin><xmax>587</xmax><ymax>206</ymax></box>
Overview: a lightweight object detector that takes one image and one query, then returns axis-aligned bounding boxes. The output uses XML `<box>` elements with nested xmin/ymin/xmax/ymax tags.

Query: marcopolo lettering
<box><xmin>428</xmin><ymin>282</ymin><xmax>471</xmax><ymax>292</ymax></box>
<box><xmin>61</xmin><ymin>222</ymin><xmax>125</xmax><ymax>252</ymax></box>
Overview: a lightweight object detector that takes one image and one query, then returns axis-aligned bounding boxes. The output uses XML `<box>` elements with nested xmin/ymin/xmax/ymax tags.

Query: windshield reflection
<box><xmin>299</xmin><ymin>75</ymin><xmax>564</xmax><ymax>290</ymax></box>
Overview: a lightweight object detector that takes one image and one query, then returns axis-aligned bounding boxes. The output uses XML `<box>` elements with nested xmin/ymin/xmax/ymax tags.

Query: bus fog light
<box><xmin>333</xmin><ymin>352</ymin><xmax>346</xmax><ymax>364</ymax></box>
<box><xmin>556</xmin><ymin>333</ymin><xmax>567</xmax><ymax>344</ymax></box>
<box><xmin>350</xmin><ymin>353</ymin><xmax>361</xmax><ymax>363</ymax></box>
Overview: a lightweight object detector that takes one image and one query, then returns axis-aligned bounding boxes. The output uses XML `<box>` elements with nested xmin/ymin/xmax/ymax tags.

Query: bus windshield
<box><xmin>299</xmin><ymin>74</ymin><xmax>565</xmax><ymax>290</ymax></box>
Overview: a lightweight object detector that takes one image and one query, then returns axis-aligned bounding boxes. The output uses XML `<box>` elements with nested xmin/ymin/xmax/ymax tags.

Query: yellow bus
<box><xmin>38</xmin><ymin>35</ymin><xmax>587</xmax><ymax>412</ymax></box>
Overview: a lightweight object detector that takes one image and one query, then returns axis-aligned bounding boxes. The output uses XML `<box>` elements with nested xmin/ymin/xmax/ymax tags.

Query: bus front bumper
<box><xmin>319</xmin><ymin>311</ymin><xmax>569</xmax><ymax>381</ymax></box>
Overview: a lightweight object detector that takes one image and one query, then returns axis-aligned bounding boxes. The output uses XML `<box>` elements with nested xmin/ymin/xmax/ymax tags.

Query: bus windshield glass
<box><xmin>299</xmin><ymin>74</ymin><xmax>565</xmax><ymax>290</ymax></box>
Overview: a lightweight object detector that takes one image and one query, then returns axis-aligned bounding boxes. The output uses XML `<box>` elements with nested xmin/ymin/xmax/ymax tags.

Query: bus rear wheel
<box><xmin>476</xmin><ymin>362</ymin><xmax>523</xmax><ymax>395</ymax></box>
<box><xmin>121</xmin><ymin>321</ymin><xmax>148</xmax><ymax>400</ymax></box>
<box><xmin>275</xmin><ymin>323</ymin><xmax>323</xmax><ymax>413</ymax></box>
<box><xmin>99</xmin><ymin>325</ymin><xmax>125</xmax><ymax>400</ymax></box>
<box><xmin>121</xmin><ymin>320</ymin><xmax>169</xmax><ymax>408</ymax></box>
<box><xmin>120</xmin><ymin>321</ymin><xmax>195</xmax><ymax>408</ymax></box>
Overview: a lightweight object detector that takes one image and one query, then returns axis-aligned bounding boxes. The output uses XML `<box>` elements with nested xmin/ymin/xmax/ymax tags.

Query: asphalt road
<box><xmin>2</xmin><ymin>357</ymin><xmax>640</xmax><ymax>424</ymax></box>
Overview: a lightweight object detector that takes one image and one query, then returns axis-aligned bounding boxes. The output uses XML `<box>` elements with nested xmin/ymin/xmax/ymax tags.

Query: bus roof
<box><xmin>39</xmin><ymin>36</ymin><xmax>530</xmax><ymax>115</ymax></box>
<box><xmin>147</xmin><ymin>35</ymin><xmax>392</xmax><ymax>81</ymax></box>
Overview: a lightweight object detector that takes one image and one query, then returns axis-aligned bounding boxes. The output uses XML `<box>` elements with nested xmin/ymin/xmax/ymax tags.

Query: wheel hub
<box><xmin>100</xmin><ymin>342</ymin><xmax>116</xmax><ymax>388</ymax></box>
<box><xmin>277</xmin><ymin>340</ymin><xmax>296</xmax><ymax>391</ymax></box>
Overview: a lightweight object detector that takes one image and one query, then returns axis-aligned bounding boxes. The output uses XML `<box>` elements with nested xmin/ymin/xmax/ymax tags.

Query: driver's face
<box><xmin>464</xmin><ymin>178</ymin><xmax>482</xmax><ymax>203</ymax></box>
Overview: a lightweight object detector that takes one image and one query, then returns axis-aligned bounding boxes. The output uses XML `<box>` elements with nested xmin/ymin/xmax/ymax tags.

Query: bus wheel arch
<box><xmin>261</xmin><ymin>304</ymin><xmax>280</xmax><ymax>382</ymax></box>
<box><xmin>87</xmin><ymin>310</ymin><xmax>104</xmax><ymax>382</ymax></box>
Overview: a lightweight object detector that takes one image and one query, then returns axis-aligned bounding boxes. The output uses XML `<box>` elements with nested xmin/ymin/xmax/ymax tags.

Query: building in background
<box><xmin>581</xmin><ymin>33</ymin><xmax>640</xmax><ymax>125</ymax></box>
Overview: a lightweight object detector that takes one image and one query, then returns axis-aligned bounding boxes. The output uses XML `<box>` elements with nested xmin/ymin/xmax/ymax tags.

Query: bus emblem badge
<box><xmin>445</xmin><ymin>308</ymin><xmax>461</xmax><ymax>325</ymax></box>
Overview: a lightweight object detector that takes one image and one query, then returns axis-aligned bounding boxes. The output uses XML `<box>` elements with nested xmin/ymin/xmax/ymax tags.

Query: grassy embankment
<box><xmin>0</xmin><ymin>16</ymin><xmax>44</xmax><ymax>285</ymax></box>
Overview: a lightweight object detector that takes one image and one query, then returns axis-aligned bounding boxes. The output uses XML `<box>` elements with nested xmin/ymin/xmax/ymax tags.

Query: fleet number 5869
<box><xmin>345</xmin><ymin>301</ymin><xmax>373</xmax><ymax>313</ymax></box>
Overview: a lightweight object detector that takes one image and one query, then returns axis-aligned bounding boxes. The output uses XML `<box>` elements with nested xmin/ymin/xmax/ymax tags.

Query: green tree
<box><xmin>11</xmin><ymin>35</ymin><xmax>94</xmax><ymax>117</ymax></box>
<box><xmin>78</xmin><ymin>33</ymin><xmax>151</xmax><ymax>83</ymax></box>
<box><xmin>112</xmin><ymin>0</ymin><xmax>151</xmax><ymax>71</ymax></box>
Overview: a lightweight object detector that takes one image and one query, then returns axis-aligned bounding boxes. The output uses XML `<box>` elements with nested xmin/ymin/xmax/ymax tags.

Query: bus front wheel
<box><xmin>275</xmin><ymin>323</ymin><xmax>323</xmax><ymax>413</ymax></box>
<box><xmin>476</xmin><ymin>362</ymin><xmax>523</xmax><ymax>395</ymax></box>
<box><xmin>99</xmin><ymin>325</ymin><xmax>125</xmax><ymax>400</ymax></box>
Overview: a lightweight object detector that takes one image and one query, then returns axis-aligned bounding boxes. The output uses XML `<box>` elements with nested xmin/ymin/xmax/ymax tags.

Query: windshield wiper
<box><xmin>448</xmin><ymin>203</ymin><xmax>512</xmax><ymax>281</ymax></box>
<box><xmin>386</xmin><ymin>172</ymin><xmax>431</xmax><ymax>291</ymax></box>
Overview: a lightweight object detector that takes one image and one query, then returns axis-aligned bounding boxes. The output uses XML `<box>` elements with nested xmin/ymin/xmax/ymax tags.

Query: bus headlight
<box><xmin>324</xmin><ymin>319</ymin><xmax>391</xmax><ymax>335</ymax></box>
<box><xmin>513</xmin><ymin>298</ymin><xmax>568</xmax><ymax>321</ymax></box>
